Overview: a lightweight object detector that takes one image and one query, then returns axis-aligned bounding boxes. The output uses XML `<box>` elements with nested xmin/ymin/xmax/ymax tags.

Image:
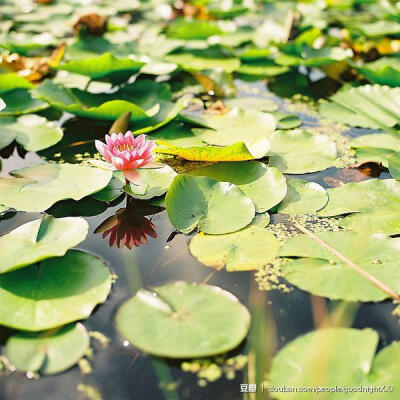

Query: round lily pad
<box><xmin>115</xmin><ymin>281</ymin><xmax>251</xmax><ymax>358</ymax></box>
<box><xmin>123</xmin><ymin>165</ymin><xmax>177</xmax><ymax>200</ymax></box>
<box><xmin>6</xmin><ymin>323</ymin><xmax>89</xmax><ymax>375</ymax></box>
<box><xmin>190</xmin><ymin>225</ymin><xmax>280</xmax><ymax>271</ymax></box>
<box><xmin>166</xmin><ymin>175</ymin><xmax>255</xmax><ymax>234</ymax></box>
<box><xmin>268</xmin><ymin>130</ymin><xmax>337</xmax><ymax>174</ymax></box>
<box><xmin>192</xmin><ymin>108</ymin><xmax>276</xmax><ymax>158</ymax></box>
<box><xmin>0</xmin><ymin>250</ymin><xmax>112</xmax><ymax>331</ymax></box>
<box><xmin>0</xmin><ymin>163</ymin><xmax>112</xmax><ymax>212</ymax></box>
<box><xmin>281</xmin><ymin>231</ymin><xmax>400</xmax><ymax>302</ymax></box>
<box><xmin>277</xmin><ymin>179</ymin><xmax>328</xmax><ymax>215</ymax></box>
<box><xmin>189</xmin><ymin>162</ymin><xmax>287</xmax><ymax>213</ymax></box>
<box><xmin>0</xmin><ymin>216</ymin><xmax>88</xmax><ymax>273</ymax></box>
<box><xmin>269</xmin><ymin>328</ymin><xmax>380</xmax><ymax>400</ymax></box>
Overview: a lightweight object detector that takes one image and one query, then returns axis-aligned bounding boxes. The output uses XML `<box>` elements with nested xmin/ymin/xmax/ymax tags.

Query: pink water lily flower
<box><xmin>95</xmin><ymin>132</ymin><xmax>157</xmax><ymax>184</ymax></box>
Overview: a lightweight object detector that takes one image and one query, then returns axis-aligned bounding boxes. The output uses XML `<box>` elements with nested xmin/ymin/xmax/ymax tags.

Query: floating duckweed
<box><xmin>89</xmin><ymin>331</ymin><xmax>110</xmax><ymax>348</ymax></box>
<box><xmin>78</xmin><ymin>358</ymin><xmax>92</xmax><ymax>375</ymax></box>
<box><xmin>158</xmin><ymin>154</ymin><xmax>213</xmax><ymax>174</ymax></box>
<box><xmin>285</xmin><ymin>98</ymin><xmax>356</xmax><ymax>168</ymax></box>
<box><xmin>181</xmin><ymin>354</ymin><xmax>248</xmax><ymax>386</ymax></box>
<box><xmin>77</xmin><ymin>384</ymin><xmax>103</xmax><ymax>400</ymax></box>
<box><xmin>393</xmin><ymin>304</ymin><xmax>400</xmax><ymax>318</ymax></box>
<box><xmin>254</xmin><ymin>257</ymin><xmax>291</xmax><ymax>292</ymax></box>
<box><xmin>256</xmin><ymin>214</ymin><xmax>344</xmax><ymax>292</ymax></box>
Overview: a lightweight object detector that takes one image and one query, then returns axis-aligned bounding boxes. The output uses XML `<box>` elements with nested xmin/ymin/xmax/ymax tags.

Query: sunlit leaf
<box><xmin>269</xmin><ymin>328</ymin><xmax>400</xmax><ymax>400</ymax></box>
<box><xmin>166</xmin><ymin>174</ymin><xmax>255</xmax><ymax>234</ymax></box>
<box><xmin>55</xmin><ymin>52</ymin><xmax>144</xmax><ymax>81</ymax></box>
<box><xmin>0</xmin><ymin>216</ymin><xmax>88</xmax><ymax>273</ymax></box>
<box><xmin>123</xmin><ymin>165</ymin><xmax>177</xmax><ymax>200</ymax></box>
<box><xmin>190</xmin><ymin>225</ymin><xmax>280</xmax><ymax>271</ymax></box>
<box><xmin>281</xmin><ymin>231</ymin><xmax>400</xmax><ymax>301</ymax></box>
<box><xmin>0</xmin><ymin>73</ymin><xmax>33</xmax><ymax>93</ymax></box>
<box><xmin>191</xmin><ymin>108</ymin><xmax>276</xmax><ymax>158</ymax></box>
<box><xmin>320</xmin><ymin>84</ymin><xmax>400</xmax><ymax>129</ymax></box>
<box><xmin>0</xmin><ymin>114</ymin><xmax>63</xmax><ymax>151</ymax></box>
<box><xmin>0</xmin><ymin>89</ymin><xmax>49</xmax><ymax>116</ymax></box>
<box><xmin>0</xmin><ymin>163</ymin><xmax>112</xmax><ymax>212</ymax></box>
<box><xmin>115</xmin><ymin>281</ymin><xmax>251</xmax><ymax>358</ymax></box>
<box><xmin>354</xmin><ymin>57</ymin><xmax>400</xmax><ymax>87</ymax></box>
<box><xmin>0</xmin><ymin>250</ymin><xmax>112</xmax><ymax>331</ymax></box>
<box><xmin>268</xmin><ymin>130</ymin><xmax>337</xmax><ymax>173</ymax></box>
<box><xmin>188</xmin><ymin>162</ymin><xmax>287</xmax><ymax>213</ymax></box>
<box><xmin>277</xmin><ymin>179</ymin><xmax>328</xmax><ymax>215</ymax></box>
<box><xmin>6</xmin><ymin>323</ymin><xmax>89</xmax><ymax>375</ymax></box>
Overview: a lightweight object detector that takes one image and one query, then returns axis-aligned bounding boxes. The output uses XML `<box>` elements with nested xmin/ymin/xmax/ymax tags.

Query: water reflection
<box><xmin>95</xmin><ymin>199</ymin><xmax>161</xmax><ymax>250</ymax></box>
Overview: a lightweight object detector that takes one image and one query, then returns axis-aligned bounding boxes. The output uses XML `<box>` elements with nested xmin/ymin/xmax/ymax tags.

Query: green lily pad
<box><xmin>276</xmin><ymin>44</ymin><xmax>352</xmax><ymax>67</ymax></box>
<box><xmin>388</xmin><ymin>152</ymin><xmax>400</xmax><ymax>179</ymax></box>
<box><xmin>269</xmin><ymin>328</ymin><xmax>397</xmax><ymax>400</ymax></box>
<box><xmin>351</xmin><ymin>133</ymin><xmax>400</xmax><ymax>166</ymax></box>
<box><xmin>188</xmin><ymin>162</ymin><xmax>287</xmax><ymax>213</ymax></box>
<box><xmin>224</xmin><ymin>96</ymin><xmax>278</xmax><ymax>112</ymax></box>
<box><xmin>319</xmin><ymin>178</ymin><xmax>400</xmax><ymax>235</ymax></box>
<box><xmin>354</xmin><ymin>57</ymin><xmax>400</xmax><ymax>87</ymax></box>
<box><xmin>0</xmin><ymin>89</ymin><xmax>49</xmax><ymax>116</ymax></box>
<box><xmin>191</xmin><ymin>108</ymin><xmax>276</xmax><ymax>158</ymax></box>
<box><xmin>237</xmin><ymin>60</ymin><xmax>289</xmax><ymax>76</ymax></box>
<box><xmin>351</xmin><ymin>20</ymin><xmax>400</xmax><ymax>37</ymax></box>
<box><xmin>165</xmin><ymin>53</ymin><xmax>240</xmax><ymax>73</ymax></box>
<box><xmin>318</xmin><ymin>179</ymin><xmax>400</xmax><ymax>217</ymax></box>
<box><xmin>115</xmin><ymin>281</ymin><xmax>251</xmax><ymax>358</ymax></box>
<box><xmin>91</xmin><ymin>174</ymin><xmax>125</xmax><ymax>202</ymax></box>
<box><xmin>319</xmin><ymin>85</ymin><xmax>400</xmax><ymax>129</ymax></box>
<box><xmin>0</xmin><ymin>114</ymin><xmax>63</xmax><ymax>152</ymax></box>
<box><xmin>281</xmin><ymin>231</ymin><xmax>400</xmax><ymax>301</ymax></box>
<box><xmin>277</xmin><ymin>179</ymin><xmax>328</xmax><ymax>215</ymax></box>
<box><xmin>190</xmin><ymin>225</ymin><xmax>280</xmax><ymax>271</ymax></box>
<box><xmin>33</xmin><ymin>80</ymin><xmax>187</xmax><ymax>132</ymax></box>
<box><xmin>0</xmin><ymin>216</ymin><xmax>88</xmax><ymax>273</ymax></box>
<box><xmin>0</xmin><ymin>163</ymin><xmax>112</xmax><ymax>212</ymax></box>
<box><xmin>268</xmin><ymin>130</ymin><xmax>337</xmax><ymax>173</ymax></box>
<box><xmin>155</xmin><ymin>141</ymin><xmax>255</xmax><ymax>161</ymax></box>
<box><xmin>167</xmin><ymin>20</ymin><xmax>224</xmax><ymax>40</ymax></box>
<box><xmin>0</xmin><ymin>73</ymin><xmax>33</xmax><ymax>93</ymax></box>
<box><xmin>6</xmin><ymin>323</ymin><xmax>89</xmax><ymax>375</ymax></box>
<box><xmin>123</xmin><ymin>165</ymin><xmax>177</xmax><ymax>200</ymax></box>
<box><xmin>55</xmin><ymin>53</ymin><xmax>145</xmax><ymax>82</ymax></box>
<box><xmin>0</xmin><ymin>250</ymin><xmax>112</xmax><ymax>331</ymax></box>
<box><xmin>340</xmin><ymin>210</ymin><xmax>400</xmax><ymax>236</ymax></box>
<box><xmin>274</xmin><ymin>112</ymin><xmax>302</xmax><ymax>130</ymax></box>
<box><xmin>166</xmin><ymin>175</ymin><xmax>255</xmax><ymax>234</ymax></box>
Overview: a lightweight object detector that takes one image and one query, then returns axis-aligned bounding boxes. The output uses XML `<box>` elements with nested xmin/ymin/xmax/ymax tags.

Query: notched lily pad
<box><xmin>277</xmin><ymin>179</ymin><xmax>328</xmax><ymax>215</ymax></box>
<box><xmin>268</xmin><ymin>130</ymin><xmax>337</xmax><ymax>173</ymax></box>
<box><xmin>0</xmin><ymin>114</ymin><xmax>63</xmax><ymax>152</ymax></box>
<box><xmin>123</xmin><ymin>165</ymin><xmax>177</xmax><ymax>200</ymax></box>
<box><xmin>0</xmin><ymin>216</ymin><xmax>88</xmax><ymax>273</ymax></box>
<box><xmin>0</xmin><ymin>163</ymin><xmax>112</xmax><ymax>212</ymax></box>
<box><xmin>190</xmin><ymin>225</ymin><xmax>280</xmax><ymax>271</ymax></box>
<box><xmin>6</xmin><ymin>323</ymin><xmax>90</xmax><ymax>375</ymax></box>
<box><xmin>281</xmin><ymin>231</ymin><xmax>400</xmax><ymax>302</ymax></box>
<box><xmin>189</xmin><ymin>162</ymin><xmax>287</xmax><ymax>213</ymax></box>
<box><xmin>0</xmin><ymin>250</ymin><xmax>112</xmax><ymax>331</ymax></box>
<box><xmin>268</xmin><ymin>328</ymin><xmax>400</xmax><ymax>400</ymax></box>
<box><xmin>166</xmin><ymin>175</ymin><xmax>255</xmax><ymax>234</ymax></box>
<box><xmin>115</xmin><ymin>281</ymin><xmax>251</xmax><ymax>358</ymax></box>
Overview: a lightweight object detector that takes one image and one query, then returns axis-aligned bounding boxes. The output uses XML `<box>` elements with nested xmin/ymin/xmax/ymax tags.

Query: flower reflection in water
<box><xmin>95</xmin><ymin>201</ymin><xmax>161</xmax><ymax>250</ymax></box>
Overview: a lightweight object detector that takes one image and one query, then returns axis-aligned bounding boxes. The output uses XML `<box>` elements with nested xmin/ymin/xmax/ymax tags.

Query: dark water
<box><xmin>0</xmin><ymin>81</ymin><xmax>399</xmax><ymax>400</ymax></box>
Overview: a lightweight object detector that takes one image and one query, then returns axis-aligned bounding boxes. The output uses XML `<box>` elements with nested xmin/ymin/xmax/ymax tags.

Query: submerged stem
<box><xmin>292</xmin><ymin>222</ymin><xmax>400</xmax><ymax>303</ymax></box>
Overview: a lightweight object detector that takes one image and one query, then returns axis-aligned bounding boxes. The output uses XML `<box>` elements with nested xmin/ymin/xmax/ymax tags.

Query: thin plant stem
<box><xmin>292</xmin><ymin>222</ymin><xmax>400</xmax><ymax>303</ymax></box>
